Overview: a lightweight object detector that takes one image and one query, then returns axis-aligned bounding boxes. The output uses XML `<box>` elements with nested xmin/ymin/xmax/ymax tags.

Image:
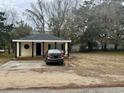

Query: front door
<box><xmin>36</xmin><ymin>43</ymin><xmax>41</xmax><ymax>56</ymax></box>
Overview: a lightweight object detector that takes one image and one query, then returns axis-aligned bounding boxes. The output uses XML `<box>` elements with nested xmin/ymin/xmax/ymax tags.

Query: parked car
<box><xmin>45</xmin><ymin>49</ymin><xmax>64</xmax><ymax>65</ymax></box>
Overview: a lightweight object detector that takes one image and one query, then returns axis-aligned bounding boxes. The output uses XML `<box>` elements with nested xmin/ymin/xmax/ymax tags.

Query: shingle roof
<box><xmin>18</xmin><ymin>34</ymin><xmax>65</xmax><ymax>40</ymax></box>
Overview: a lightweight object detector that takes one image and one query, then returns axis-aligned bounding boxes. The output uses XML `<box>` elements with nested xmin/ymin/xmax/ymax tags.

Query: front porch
<box><xmin>13</xmin><ymin>41</ymin><xmax>71</xmax><ymax>58</ymax></box>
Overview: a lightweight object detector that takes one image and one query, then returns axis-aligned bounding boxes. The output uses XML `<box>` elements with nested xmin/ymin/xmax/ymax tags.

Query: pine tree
<box><xmin>0</xmin><ymin>12</ymin><xmax>13</xmax><ymax>50</ymax></box>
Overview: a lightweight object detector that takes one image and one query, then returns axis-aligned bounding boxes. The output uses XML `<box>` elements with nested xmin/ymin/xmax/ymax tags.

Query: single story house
<box><xmin>12</xmin><ymin>34</ymin><xmax>71</xmax><ymax>58</ymax></box>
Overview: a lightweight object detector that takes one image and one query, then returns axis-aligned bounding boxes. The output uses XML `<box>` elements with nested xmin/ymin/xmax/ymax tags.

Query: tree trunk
<box><xmin>103</xmin><ymin>43</ymin><xmax>107</xmax><ymax>51</ymax></box>
<box><xmin>114</xmin><ymin>43</ymin><xmax>118</xmax><ymax>50</ymax></box>
<box><xmin>8</xmin><ymin>46</ymin><xmax>10</xmax><ymax>54</ymax></box>
<box><xmin>102</xmin><ymin>44</ymin><xmax>104</xmax><ymax>50</ymax></box>
<box><xmin>87</xmin><ymin>42</ymin><xmax>93</xmax><ymax>51</ymax></box>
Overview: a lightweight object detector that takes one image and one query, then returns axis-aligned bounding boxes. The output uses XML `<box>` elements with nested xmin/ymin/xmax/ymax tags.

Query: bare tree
<box><xmin>5</xmin><ymin>9</ymin><xmax>18</xmax><ymax>26</ymax></box>
<box><xmin>26</xmin><ymin>0</ymin><xmax>47</xmax><ymax>33</ymax></box>
<box><xmin>49</xmin><ymin>0</ymin><xmax>79</xmax><ymax>37</ymax></box>
<box><xmin>26</xmin><ymin>0</ymin><xmax>79</xmax><ymax>36</ymax></box>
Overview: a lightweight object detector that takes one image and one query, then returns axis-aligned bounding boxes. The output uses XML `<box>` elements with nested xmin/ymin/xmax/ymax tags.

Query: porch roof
<box><xmin>12</xmin><ymin>34</ymin><xmax>71</xmax><ymax>42</ymax></box>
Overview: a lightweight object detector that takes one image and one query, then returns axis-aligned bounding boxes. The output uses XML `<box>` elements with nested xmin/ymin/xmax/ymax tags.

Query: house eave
<box><xmin>12</xmin><ymin>40</ymin><xmax>72</xmax><ymax>43</ymax></box>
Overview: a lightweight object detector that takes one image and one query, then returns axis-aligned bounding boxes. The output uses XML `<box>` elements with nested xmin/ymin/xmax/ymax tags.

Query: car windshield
<box><xmin>48</xmin><ymin>49</ymin><xmax>61</xmax><ymax>54</ymax></box>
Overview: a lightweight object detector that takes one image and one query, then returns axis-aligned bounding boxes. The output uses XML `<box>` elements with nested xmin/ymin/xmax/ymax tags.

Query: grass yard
<box><xmin>0</xmin><ymin>52</ymin><xmax>14</xmax><ymax>64</ymax></box>
<box><xmin>70</xmin><ymin>51</ymin><xmax>124</xmax><ymax>84</ymax></box>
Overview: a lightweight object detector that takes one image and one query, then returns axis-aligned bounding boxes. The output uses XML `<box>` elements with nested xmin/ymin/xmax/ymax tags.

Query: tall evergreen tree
<box><xmin>0</xmin><ymin>12</ymin><xmax>13</xmax><ymax>50</ymax></box>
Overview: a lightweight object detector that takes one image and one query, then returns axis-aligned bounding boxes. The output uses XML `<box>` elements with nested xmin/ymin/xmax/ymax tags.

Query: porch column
<box><xmin>55</xmin><ymin>42</ymin><xmax>57</xmax><ymax>49</ymax></box>
<box><xmin>65</xmin><ymin>42</ymin><xmax>68</xmax><ymax>55</ymax></box>
<box><xmin>32</xmin><ymin>42</ymin><xmax>34</xmax><ymax>57</ymax></box>
<box><xmin>68</xmin><ymin>42</ymin><xmax>70</xmax><ymax>57</ymax></box>
<box><xmin>15</xmin><ymin>42</ymin><xmax>17</xmax><ymax>58</ymax></box>
<box><xmin>16</xmin><ymin>42</ymin><xmax>19</xmax><ymax>57</ymax></box>
<box><xmin>43</xmin><ymin>42</ymin><xmax>45</xmax><ymax>57</ymax></box>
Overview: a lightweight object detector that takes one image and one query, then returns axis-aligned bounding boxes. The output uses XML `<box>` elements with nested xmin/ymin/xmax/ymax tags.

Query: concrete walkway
<box><xmin>0</xmin><ymin>61</ymin><xmax>46</xmax><ymax>70</ymax></box>
<box><xmin>0</xmin><ymin>60</ymin><xmax>67</xmax><ymax>70</ymax></box>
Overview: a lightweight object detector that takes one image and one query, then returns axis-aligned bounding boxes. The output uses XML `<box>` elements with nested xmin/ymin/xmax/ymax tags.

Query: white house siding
<box><xmin>20</xmin><ymin>42</ymin><xmax>32</xmax><ymax>57</ymax></box>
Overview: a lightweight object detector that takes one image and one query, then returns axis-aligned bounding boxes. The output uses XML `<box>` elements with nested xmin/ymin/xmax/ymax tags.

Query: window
<box><xmin>48</xmin><ymin>44</ymin><xmax>51</xmax><ymax>50</ymax></box>
<box><xmin>61</xmin><ymin>44</ymin><xmax>64</xmax><ymax>50</ymax></box>
<box><xmin>24</xmin><ymin>44</ymin><xmax>30</xmax><ymax>49</ymax></box>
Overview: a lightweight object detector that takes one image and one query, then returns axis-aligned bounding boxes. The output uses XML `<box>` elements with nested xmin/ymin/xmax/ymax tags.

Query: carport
<box><xmin>12</xmin><ymin>34</ymin><xmax>71</xmax><ymax>58</ymax></box>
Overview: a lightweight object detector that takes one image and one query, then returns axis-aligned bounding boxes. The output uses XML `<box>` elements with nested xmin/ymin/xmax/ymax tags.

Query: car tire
<box><xmin>60</xmin><ymin>62</ymin><xmax>64</xmax><ymax>65</ymax></box>
<box><xmin>46</xmin><ymin>62</ymin><xmax>49</xmax><ymax>65</ymax></box>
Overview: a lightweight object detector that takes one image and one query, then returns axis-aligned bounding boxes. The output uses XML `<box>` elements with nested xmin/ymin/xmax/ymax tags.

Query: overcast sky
<box><xmin>0</xmin><ymin>0</ymin><xmax>123</xmax><ymax>26</ymax></box>
<box><xmin>0</xmin><ymin>0</ymin><xmax>52</xmax><ymax>26</ymax></box>
<box><xmin>0</xmin><ymin>0</ymin><xmax>37</xmax><ymax>25</ymax></box>
<box><xmin>0</xmin><ymin>0</ymin><xmax>36</xmax><ymax>12</ymax></box>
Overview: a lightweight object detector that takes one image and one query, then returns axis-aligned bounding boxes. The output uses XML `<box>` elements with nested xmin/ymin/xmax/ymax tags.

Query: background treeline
<box><xmin>0</xmin><ymin>0</ymin><xmax>124</xmax><ymax>52</ymax></box>
<box><xmin>26</xmin><ymin>0</ymin><xmax>124</xmax><ymax>51</ymax></box>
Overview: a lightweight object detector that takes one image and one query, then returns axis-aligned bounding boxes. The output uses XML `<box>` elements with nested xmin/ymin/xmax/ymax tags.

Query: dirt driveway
<box><xmin>0</xmin><ymin>60</ymin><xmax>102</xmax><ymax>89</ymax></box>
<box><xmin>0</xmin><ymin>52</ymin><xmax>124</xmax><ymax>90</ymax></box>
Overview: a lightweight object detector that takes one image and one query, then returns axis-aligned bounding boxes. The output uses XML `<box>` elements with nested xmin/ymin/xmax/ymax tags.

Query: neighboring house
<box><xmin>12</xmin><ymin>34</ymin><xmax>71</xmax><ymax>58</ymax></box>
